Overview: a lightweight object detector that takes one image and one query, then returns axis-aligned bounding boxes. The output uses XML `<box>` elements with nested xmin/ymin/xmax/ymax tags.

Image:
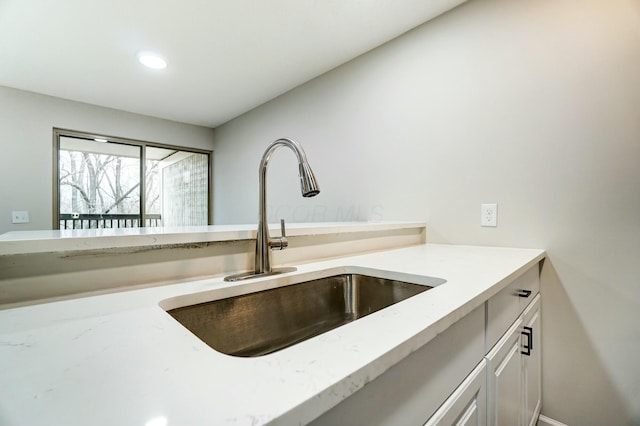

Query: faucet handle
<box><xmin>278</xmin><ymin>219</ymin><xmax>289</xmax><ymax>249</ymax></box>
<box><xmin>269</xmin><ymin>219</ymin><xmax>289</xmax><ymax>250</ymax></box>
<box><xmin>280</xmin><ymin>219</ymin><xmax>286</xmax><ymax>238</ymax></box>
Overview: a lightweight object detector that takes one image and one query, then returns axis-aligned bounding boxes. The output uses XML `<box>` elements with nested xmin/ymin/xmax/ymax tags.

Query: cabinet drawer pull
<box><xmin>517</xmin><ymin>289</ymin><xmax>532</xmax><ymax>298</ymax></box>
<box><xmin>521</xmin><ymin>326</ymin><xmax>533</xmax><ymax>356</ymax></box>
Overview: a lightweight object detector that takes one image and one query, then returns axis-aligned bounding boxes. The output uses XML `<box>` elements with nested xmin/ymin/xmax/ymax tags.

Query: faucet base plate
<box><xmin>223</xmin><ymin>267</ymin><xmax>297</xmax><ymax>282</ymax></box>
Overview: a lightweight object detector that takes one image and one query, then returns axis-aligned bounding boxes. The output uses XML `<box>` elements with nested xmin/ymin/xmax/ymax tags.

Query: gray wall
<box><xmin>0</xmin><ymin>86</ymin><xmax>215</xmax><ymax>234</ymax></box>
<box><xmin>212</xmin><ymin>0</ymin><xmax>640</xmax><ymax>424</ymax></box>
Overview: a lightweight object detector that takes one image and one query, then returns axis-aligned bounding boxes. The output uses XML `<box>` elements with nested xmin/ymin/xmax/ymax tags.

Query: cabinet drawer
<box><xmin>486</xmin><ymin>265</ymin><xmax>539</xmax><ymax>352</ymax></box>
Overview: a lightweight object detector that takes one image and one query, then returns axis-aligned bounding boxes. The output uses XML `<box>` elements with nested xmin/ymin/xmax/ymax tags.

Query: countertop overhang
<box><xmin>0</xmin><ymin>221</ymin><xmax>426</xmax><ymax>256</ymax></box>
<box><xmin>0</xmin><ymin>242</ymin><xmax>545</xmax><ymax>426</ymax></box>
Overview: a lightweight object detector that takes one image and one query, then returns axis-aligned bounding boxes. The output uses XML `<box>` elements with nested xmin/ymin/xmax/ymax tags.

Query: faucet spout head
<box><xmin>299</xmin><ymin>162</ymin><xmax>320</xmax><ymax>197</ymax></box>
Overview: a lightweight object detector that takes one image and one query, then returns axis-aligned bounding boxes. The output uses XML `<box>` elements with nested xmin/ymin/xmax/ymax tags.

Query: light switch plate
<box><xmin>481</xmin><ymin>204</ymin><xmax>497</xmax><ymax>227</ymax></box>
<box><xmin>11</xmin><ymin>210</ymin><xmax>30</xmax><ymax>224</ymax></box>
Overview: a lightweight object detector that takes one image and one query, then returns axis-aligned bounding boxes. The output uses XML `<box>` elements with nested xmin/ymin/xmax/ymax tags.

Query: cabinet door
<box><xmin>522</xmin><ymin>296</ymin><xmax>541</xmax><ymax>426</ymax></box>
<box><xmin>424</xmin><ymin>360</ymin><xmax>487</xmax><ymax>426</ymax></box>
<box><xmin>486</xmin><ymin>317</ymin><xmax>523</xmax><ymax>426</ymax></box>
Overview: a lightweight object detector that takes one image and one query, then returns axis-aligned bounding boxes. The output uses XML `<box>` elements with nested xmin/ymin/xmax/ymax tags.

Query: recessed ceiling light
<box><xmin>137</xmin><ymin>52</ymin><xmax>167</xmax><ymax>70</ymax></box>
<box><xmin>145</xmin><ymin>417</ymin><xmax>169</xmax><ymax>426</ymax></box>
<box><xmin>94</xmin><ymin>138</ymin><xmax>108</xmax><ymax>143</ymax></box>
<box><xmin>145</xmin><ymin>417</ymin><xmax>168</xmax><ymax>426</ymax></box>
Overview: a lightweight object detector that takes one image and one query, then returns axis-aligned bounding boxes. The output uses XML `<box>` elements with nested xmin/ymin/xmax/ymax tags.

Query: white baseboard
<box><xmin>538</xmin><ymin>414</ymin><xmax>569</xmax><ymax>426</ymax></box>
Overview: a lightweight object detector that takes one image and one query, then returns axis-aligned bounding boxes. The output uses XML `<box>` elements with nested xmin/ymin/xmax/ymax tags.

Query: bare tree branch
<box><xmin>104</xmin><ymin>183</ymin><xmax>140</xmax><ymax>214</ymax></box>
<box><xmin>60</xmin><ymin>182</ymin><xmax>91</xmax><ymax>207</ymax></box>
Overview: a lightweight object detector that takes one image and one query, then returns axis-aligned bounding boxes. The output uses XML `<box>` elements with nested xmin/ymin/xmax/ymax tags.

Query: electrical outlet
<box><xmin>11</xmin><ymin>210</ymin><xmax>30</xmax><ymax>224</ymax></box>
<box><xmin>481</xmin><ymin>204</ymin><xmax>497</xmax><ymax>227</ymax></box>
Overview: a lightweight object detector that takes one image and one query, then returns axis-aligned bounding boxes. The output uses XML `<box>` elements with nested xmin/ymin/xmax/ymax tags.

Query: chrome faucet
<box><xmin>224</xmin><ymin>138</ymin><xmax>320</xmax><ymax>281</ymax></box>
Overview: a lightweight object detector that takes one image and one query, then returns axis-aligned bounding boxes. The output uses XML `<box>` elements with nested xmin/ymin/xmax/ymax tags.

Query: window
<box><xmin>53</xmin><ymin>128</ymin><xmax>211</xmax><ymax>230</ymax></box>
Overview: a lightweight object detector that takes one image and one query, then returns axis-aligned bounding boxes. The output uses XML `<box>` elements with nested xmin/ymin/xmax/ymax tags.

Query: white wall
<box><xmin>212</xmin><ymin>0</ymin><xmax>640</xmax><ymax>424</ymax></box>
<box><xmin>0</xmin><ymin>86</ymin><xmax>215</xmax><ymax>234</ymax></box>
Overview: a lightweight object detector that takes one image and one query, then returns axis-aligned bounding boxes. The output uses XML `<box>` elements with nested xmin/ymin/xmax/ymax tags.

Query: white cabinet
<box><xmin>423</xmin><ymin>266</ymin><xmax>541</xmax><ymax>426</ymax></box>
<box><xmin>486</xmin><ymin>294</ymin><xmax>541</xmax><ymax>426</ymax></box>
<box><xmin>309</xmin><ymin>264</ymin><xmax>542</xmax><ymax>426</ymax></box>
<box><xmin>424</xmin><ymin>360</ymin><xmax>487</xmax><ymax>426</ymax></box>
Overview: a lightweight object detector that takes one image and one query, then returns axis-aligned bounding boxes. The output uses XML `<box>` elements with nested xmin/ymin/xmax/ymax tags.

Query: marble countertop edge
<box><xmin>0</xmin><ymin>221</ymin><xmax>426</xmax><ymax>256</ymax></box>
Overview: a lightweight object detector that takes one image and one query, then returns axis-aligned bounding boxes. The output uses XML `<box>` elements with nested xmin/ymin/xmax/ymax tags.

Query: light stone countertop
<box><xmin>0</xmin><ymin>243</ymin><xmax>545</xmax><ymax>426</ymax></box>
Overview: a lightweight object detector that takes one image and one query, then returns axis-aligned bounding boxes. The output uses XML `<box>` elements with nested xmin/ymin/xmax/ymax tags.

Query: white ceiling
<box><xmin>0</xmin><ymin>0</ymin><xmax>465</xmax><ymax>128</ymax></box>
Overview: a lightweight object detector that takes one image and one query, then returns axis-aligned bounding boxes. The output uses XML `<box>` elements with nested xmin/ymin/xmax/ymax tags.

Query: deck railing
<box><xmin>59</xmin><ymin>214</ymin><xmax>162</xmax><ymax>229</ymax></box>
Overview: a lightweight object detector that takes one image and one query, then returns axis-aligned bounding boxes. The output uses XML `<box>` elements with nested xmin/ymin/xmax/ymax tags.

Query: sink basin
<box><xmin>166</xmin><ymin>273</ymin><xmax>441</xmax><ymax>357</ymax></box>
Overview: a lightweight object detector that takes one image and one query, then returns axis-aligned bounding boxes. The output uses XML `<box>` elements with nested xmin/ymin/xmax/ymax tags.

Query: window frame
<box><xmin>52</xmin><ymin>127</ymin><xmax>213</xmax><ymax>229</ymax></box>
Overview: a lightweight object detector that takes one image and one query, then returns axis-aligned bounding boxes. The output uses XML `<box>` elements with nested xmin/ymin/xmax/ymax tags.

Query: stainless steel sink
<box><xmin>167</xmin><ymin>273</ymin><xmax>439</xmax><ymax>357</ymax></box>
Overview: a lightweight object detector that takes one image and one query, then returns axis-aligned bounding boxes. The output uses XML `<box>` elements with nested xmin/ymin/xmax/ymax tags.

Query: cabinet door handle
<box><xmin>521</xmin><ymin>326</ymin><xmax>533</xmax><ymax>356</ymax></box>
<box><xmin>517</xmin><ymin>289</ymin><xmax>532</xmax><ymax>298</ymax></box>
